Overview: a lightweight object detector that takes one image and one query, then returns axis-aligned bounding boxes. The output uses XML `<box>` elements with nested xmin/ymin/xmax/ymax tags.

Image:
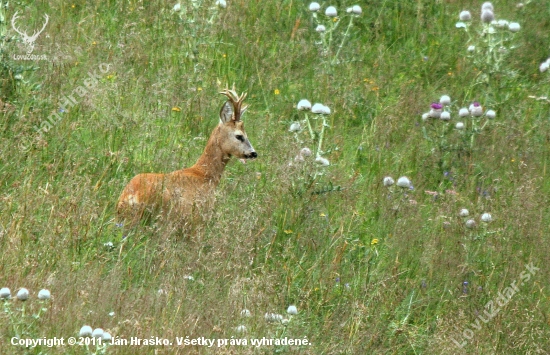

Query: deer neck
<box><xmin>190</xmin><ymin>127</ymin><xmax>230</xmax><ymax>185</ymax></box>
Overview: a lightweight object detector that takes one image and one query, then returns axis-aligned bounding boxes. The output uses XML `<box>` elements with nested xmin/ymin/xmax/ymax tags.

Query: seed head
<box><xmin>37</xmin><ymin>289</ymin><xmax>51</xmax><ymax>300</ymax></box>
<box><xmin>459</xmin><ymin>11</ymin><xmax>471</xmax><ymax>21</ymax></box>
<box><xmin>297</xmin><ymin>99</ymin><xmax>312</xmax><ymax>111</ymax></box>
<box><xmin>396</xmin><ymin>176</ymin><xmax>411</xmax><ymax>188</ymax></box>
<box><xmin>383</xmin><ymin>176</ymin><xmax>395</xmax><ymax>186</ymax></box>
<box><xmin>79</xmin><ymin>325</ymin><xmax>93</xmax><ymax>337</ymax></box>
<box><xmin>309</xmin><ymin>2</ymin><xmax>321</xmax><ymax>12</ymax></box>
<box><xmin>481</xmin><ymin>10</ymin><xmax>494</xmax><ymax>23</ymax></box>
<box><xmin>16</xmin><ymin>288</ymin><xmax>29</xmax><ymax>301</ymax></box>
<box><xmin>325</xmin><ymin>6</ymin><xmax>337</xmax><ymax>17</ymax></box>
<box><xmin>287</xmin><ymin>305</ymin><xmax>298</xmax><ymax>315</ymax></box>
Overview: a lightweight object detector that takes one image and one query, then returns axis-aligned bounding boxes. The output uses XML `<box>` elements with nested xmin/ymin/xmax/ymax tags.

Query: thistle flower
<box><xmin>465</xmin><ymin>219</ymin><xmax>476</xmax><ymax>228</ymax></box>
<box><xmin>440</xmin><ymin>95</ymin><xmax>451</xmax><ymax>105</ymax></box>
<box><xmin>311</xmin><ymin>103</ymin><xmax>330</xmax><ymax>114</ymax></box>
<box><xmin>215</xmin><ymin>0</ymin><xmax>227</xmax><ymax>9</ymax></box>
<box><xmin>297</xmin><ymin>99</ymin><xmax>312</xmax><ymax>111</ymax></box>
<box><xmin>429</xmin><ymin>103</ymin><xmax>443</xmax><ymax>118</ymax></box>
<box><xmin>92</xmin><ymin>328</ymin><xmax>104</xmax><ymax>338</ymax></box>
<box><xmin>17</xmin><ymin>288</ymin><xmax>29</xmax><ymax>301</ymax></box>
<box><xmin>508</xmin><ymin>22</ymin><xmax>520</xmax><ymax>32</ymax></box>
<box><xmin>325</xmin><ymin>6</ymin><xmax>337</xmax><ymax>17</ymax></box>
<box><xmin>485</xmin><ymin>109</ymin><xmax>496</xmax><ymax>119</ymax></box>
<box><xmin>383</xmin><ymin>176</ymin><xmax>395</xmax><ymax>186</ymax></box>
<box><xmin>37</xmin><ymin>289</ymin><xmax>51</xmax><ymax>300</ymax></box>
<box><xmin>236</xmin><ymin>325</ymin><xmax>247</xmax><ymax>333</ymax></box>
<box><xmin>459</xmin><ymin>10</ymin><xmax>472</xmax><ymax>21</ymax></box>
<box><xmin>481</xmin><ymin>2</ymin><xmax>494</xmax><ymax>12</ymax></box>
<box><xmin>469</xmin><ymin>102</ymin><xmax>483</xmax><ymax>117</ymax></box>
<box><xmin>316</xmin><ymin>25</ymin><xmax>326</xmax><ymax>33</ymax></box>
<box><xmin>467</xmin><ymin>45</ymin><xmax>475</xmax><ymax>52</ymax></box>
<box><xmin>481</xmin><ymin>10</ymin><xmax>494</xmax><ymax>23</ymax></box>
<box><xmin>289</xmin><ymin>122</ymin><xmax>301</xmax><ymax>132</ymax></box>
<box><xmin>79</xmin><ymin>325</ymin><xmax>93</xmax><ymax>337</ymax></box>
<box><xmin>241</xmin><ymin>309</ymin><xmax>251</xmax><ymax>317</ymax></box>
<box><xmin>287</xmin><ymin>305</ymin><xmax>298</xmax><ymax>315</ymax></box>
<box><xmin>172</xmin><ymin>3</ymin><xmax>181</xmax><ymax>11</ymax></box>
<box><xmin>351</xmin><ymin>5</ymin><xmax>362</xmax><ymax>15</ymax></box>
<box><xmin>300</xmin><ymin>147</ymin><xmax>312</xmax><ymax>157</ymax></box>
<box><xmin>459</xmin><ymin>107</ymin><xmax>470</xmax><ymax>117</ymax></box>
<box><xmin>440</xmin><ymin>111</ymin><xmax>451</xmax><ymax>121</ymax></box>
<box><xmin>0</xmin><ymin>287</ymin><xmax>11</xmax><ymax>299</ymax></box>
<box><xmin>265</xmin><ymin>313</ymin><xmax>283</xmax><ymax>322</ymax></box>
<box><xmin>459</xmin><ymin>208</ymin><xmax>469</xmax><ymax>217</ymax></box>
<box><xmin>315</xmin><ymin>156</ymin><xmax>330</xmax><ymax>166</ymax></box>
<box><xmin>481</xmin><ymin>213</ymin><xmax>492</xmax><ymax>222</ymax></box>
<box><xmin>455</xmin><ymin>122</ymin><xmax>465</xmax><ymax>130</ymax></box>
<box><xmin>102</xmin><ymin>332</ymin><xmax>112</xmax><ymax>343</ymax></box>
<box><xmin>396</xmin><ymin>176</ymin><xmax>411</xmax><ymax>188</ymax></box>
<box><xmin>309</xmin><ymin>2</ymin><xmax>320</xmax><ymax>12</ymax></box>
<box><xmin>421</xmin><ymin>112</ymin><xmax>430</xmax><ymax>121</ymax></box>
<box><xmin>540</xmin><ymin>61</ymin><xmax>549</xmax><ymax>73</ymax></box>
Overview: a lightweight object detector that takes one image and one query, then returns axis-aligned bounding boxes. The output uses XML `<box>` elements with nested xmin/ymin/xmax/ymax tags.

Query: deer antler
<box><xmin>29</xmin><ymin>14</ymin><xmax>49</xmax><ymax>42</ymax></box>
<box><xmin>219</xmin><ymin>89</ymin><xmax>248</xmax><ymax>121</ymax></box>
<box><xmin>11</xmin><ymin>12</ymin><xmax>49</xmax><ymax>44</ymax></box>
<box><xmin>11</xmin><ymin>12</ymin><xmax>28</xmax><ymax>39</ymax></box>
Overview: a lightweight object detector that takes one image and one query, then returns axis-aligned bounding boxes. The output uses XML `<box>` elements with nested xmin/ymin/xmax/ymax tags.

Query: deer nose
<box><xmin>248</xmin><ymin>152</ymin><xmax>257</xmax><ymax>158</ymax></box>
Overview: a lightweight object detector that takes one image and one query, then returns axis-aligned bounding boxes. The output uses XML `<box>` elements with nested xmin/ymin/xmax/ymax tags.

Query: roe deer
<box><xmin>117</xmin><ymin>89</ymin><xmax>257</xmax><ymax>227</ymax></box>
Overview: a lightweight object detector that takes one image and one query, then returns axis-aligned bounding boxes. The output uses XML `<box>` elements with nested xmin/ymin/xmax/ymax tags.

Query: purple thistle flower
<box><xmin>472</xmin><ymin>101</ymin><xmax>480</xmax><ymax>107</ymax></box>
<box><xmin>431</xmin><ymin>103</ymin><xmax>443</xmax><ymax>110</ymax></box>
<box><xmin>335</xmin><ymin>277</ymin><xmax>340</xmax><ymax>283</ymax></box>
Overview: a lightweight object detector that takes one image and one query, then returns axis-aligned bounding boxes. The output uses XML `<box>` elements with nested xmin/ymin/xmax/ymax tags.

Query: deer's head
<box><xmin>217</xmin><ymin>89</ymin><xmax>257</xmax><ymax>160</ymax></box>
<box><xmin>11</xmin><ymin>12</ymin><xmax>49</xmax><ymax>54</ymax></box>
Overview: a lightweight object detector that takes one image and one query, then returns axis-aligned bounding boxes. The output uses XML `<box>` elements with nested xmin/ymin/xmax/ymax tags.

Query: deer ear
<box><xmin>219</xmin><ymin>101</ymin><xmax>234</xmax><ymax>123</ymax></box>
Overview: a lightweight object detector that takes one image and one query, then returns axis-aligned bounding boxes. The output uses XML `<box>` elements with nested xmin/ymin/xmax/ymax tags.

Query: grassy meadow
<box><xmin>1</xmin><ymin>0</ymin><xmax>550</xmax><ymax>353</ymax></box>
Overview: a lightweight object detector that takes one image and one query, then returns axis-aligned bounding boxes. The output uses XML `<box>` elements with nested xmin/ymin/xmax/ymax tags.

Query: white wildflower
<box><xmin>508</xmin><ymin>22</ymin><xmax>520</xmax><ymax>32</ymax></box>
<box><xmin>540</xmin><ymin>61</ymin><xmax>549</xmax><ymax>73</ymax></box>
<box><xmin>352</xmin><ymin>5</ymin><xmax>362</xmax><ymax>15</ymax></box>
<box><xmin>215</xmin><ymin>0</ymin><xmax>227</xmax><ymax>9</ymax></box>
<box><xmin>315</xmin><ymin>156</ymin><xmax>330</xmax><ymax>166</ymax></box>
<box><xmin>289</xmin><ymin>122</ymin><xmax>301</xmax><ymax>132</ymax></box>
<box><xmin>396</xmin><ymin>176</ymin><xmax>411</xmax><ymax>188</ymax></box>
<box><xmin>455</xmin><ymin>122</ymin><xmax>465</xmax><ymax>130</ymax></box>
<box><xmin>481</xmin><ymin>10</ymin><xmax>494</xmax><ymax>23</ymax></box>
<box><xmin>79</xmin><ymin>325</ymin><xmax>93</xmax><ymax>337</ymax></box>
<box><xmin>287</xmin><ymin>305</ymin><xmax>298</xmax><ymax>315</ymax></box>
<box><xmin>440</xmin><ymin>111</ymin><xmax>451</xmax><ymax>121</ymax></box>
<box><xmin>172</xmin><ymin>3</ymin><xmax>181</xmax><ymax>11</ymax></box>
<box><xmin>92</xmin><ymin>328</ymin><xmax>104</xmax><ymax>338</ymax></box>
<box><xmin>16</xmin><ymin>288</ymin><xmax>29</xmax><ymax>301</ymax></box>
<box><xmin>459</xmin><ymin>209</ymin><xmax>469</xmax><ymax>217</ymax></box>
<box><xmin>467</xmin><ymin>45</ymin><xmax>475</xmax><ymax>52</ymax></box>
<box><xmin>316</xmin><ymin>25</ymin><xmax>326</xmax><ymax>32</ymax></box>
<box><xmin>325</xmin><ymin>6</ymin><xmax>337</xmax><ymax>17</ymax></box>
<box><xmin>102</xmin><ymin>332</ymin><xmax>112</xmax><ymax>342</ymax></box>
<box><xmin>37</xmin><ymin>289</ymin><xmax>51</xmax><ymax>300</ymax></box>
<box><xmin>481</xmin><ymin>213</ymin><xmax>492</xmax><ymax>222</ymax></box>
<box><xmin>481</xmin><ymin>2</ymin><xmax>494</xmax><ymax>12</ymax></box>
<box><xmin>383</xmin><ymin>176</ymin><xmax>395</xmax><ymax>186</ymax></box>
<box><xmin>422</xmin><ymin>112</ymin><xmax>430</xmax><ymax>121</ymax></box>
<box><xmin>469</xmin><ymin>102</ymin><xmax>483</xmax><ymax>117</ymax></box>
<box><xmin>241</xmin><ymin>309</ymin><xmax>251</xmax><ymax>317</ymax></box>
<box><xmin>0</xmin><ymin>287</ymin><xmax>11</xmax><ymax>299</ymax></box>
<box><xmin>440</xmin><ymin>95</ymin><xmax>451</xmax><ymax>105</ymax></box>
<box><xmin>297</xmin><ymin>99</ymin><xmax>312</xmax><ymax>111</ymax></box>
<box><xmin>309</xmin><ymin>2</ymin><xmax>320</xmax><ymax>12</ymax></box>
<box><xmin>486</xmin><ymin>109</ymin><xmax>496</xmax><ymax>119</ymax></box>
<box><xmin>109</xmin><ymin>311</ymin><xmax>115</xmax><ymax>317</ymax></box>
<box><xmin>465</xmin><ymin>219</ymin><xmax>476</xmax><ymax>228</ymax></box>
<box><xmin>459</xmin><ymin>11</ymin><xmax>471</xmax><ymax>21</ymax></box>
<box><xmin>459</xmin><ymin>107</ymin><xmax>470</xmax><ymax>117</ymax></box>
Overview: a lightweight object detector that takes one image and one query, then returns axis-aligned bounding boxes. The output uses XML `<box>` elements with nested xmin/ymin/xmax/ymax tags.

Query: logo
<box><xmin>11</xmin><ymin>11</ymin><xmax>49</xmax><ymax>55</ymax></box>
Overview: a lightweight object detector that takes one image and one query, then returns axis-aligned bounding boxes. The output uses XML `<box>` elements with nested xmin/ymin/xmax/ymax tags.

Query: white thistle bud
<box><xmin>508</xmin><ymin>22</ymin><xmax>520</xmax><ymax>32</ymax></box>
<box><xmin>459</xmin><ymin>107</ymin><xmax>470</xmax><ymax>117</ymax></box>
<box><xmin>79</xmin><ymin>325</ymin><xmax>93</xmax><ymax>337</ymax></box>
<box><xmin>316</xmin><ymin>25</ymin><xmax>326</xmax><ymax>32</ymax></box>
<box><xmin>16</xmin><ymin>288</ymin><xmax>29</xmax><ymax>301</ymax></box>
<box><xmin>289</xmin><ymin>122</ymin><xmax>301</xmax><ymax>132</ymax></box>
<box><xmin>455</xmin><ymin>122</ymin><xmax>465</xmax><ymax>130</ymax></box>
<box><xmin>440</xmin><ymin>95</ymin><xmax>451</xmax><ymax>105</ymax></box>
<box><xmin>265</xmin><ymin>313</ymin><xmax>283</xmax><ymax>322</ymax></box>
<box><xmin>315</xmin><ymin>156</ymin><xmax>330</xmax><ymax>166</ymax></box>
<box><xmin>469</xmin><ymin>102</ymin><xmax>483</xmax><ymax>117</ymax></box>
<box><xmin>309</xmin><ymin>2</ymin><xmax>320</xmax><ymax>12</ymax></box>
<box><xmin>481</xmin><ymin>10</ymin><xmax>494</xmax><ymax>23</ymax></box>
<box><xmin>383</xmin><ymin>176</ymin><xmax>395</xmax><ymax>186</ymax></box>
<box><xmin>37</xmin><ymin>289</ymin><xmax>51</xmax><ymax>300</ymax></box>
<box><xmin>440</xmin><ymin>111</ymin><xmax>451</xmax><ymax>121</ymax></box>
<box><xmin>346</xmin><ymin>7</ymin><xmax>353</xmax><ymax>13</ymax></box>
<box><xmin>325</xmin><ymin>6</ymin><xmax>337</xmax><ymax>17</ymax></box>
<box><xmin>102</xmin><ymin>332</ymin><xmax>112</xmax><ymax>342</ymax></box>
<box><xmin>300</xmin><ymin>147</ymin><xmax>312</xmax><ymax>157</ymax></box>
<box><xmin>0</xmin><ymin>287</ymin><xmax>11</xmax><ymax>299</ymax></box>
<box><xmin>481</xmin><ymin>2</ymin><xmax>494</xmax><ymax>12</ymax></box>
<box><xmin>459</xmin><ymin>209</ymin><xmax>469</xmax><ymax>217</ymax></box>
<box><xmin>485</xmin><ymin>110</ymin><xmax>496</xmax><ymax>119</ymax></box>
<box><xmin>311</xmin><ymin>103</ymin><xmax>325</xmax><ymax>113</ymax></box>
<box><xmin>215</xmin><ymin>0</ymin><xmax>227</xmax><ymax>9</ymax></box>
<box><xmin>421</xmin><ymin>112</ymin><xmax>430</xmax><ymax>121</ymax></box>
<box><xmin>496</xmin><ymin>19</ymin><xmax>509</xmax><ymax>28</ymax></box>
<box><xmin>240</xmin><ymin>309</ymin><xmax>251</xmax><ymax>317</ymax></box>
<box><xmin>236</xmin><ymin>325</ymin><xmax>247</xmax><ymax>333</ymax></box>
<box><xmin>481</xmin><ymin>213</ymin><xmax>492</xmax><ymax>222</ymax></box>
<box><xmin>287</xmin><ymin>305</ymin><xmax>298</xmax><ymax>315</ymax></box>
<box><xmin>297</xmin><ymin>99</ymin><xmax>312</xmax><ymax>111</ymax></box>
<box><xmin>172</xmin><ymin>3</ymin><xmax>181</xmax><ymax>11</ymax></box>
<box><xmin>465</xmin><ymin>219</ymin><xmax>476</xmax><ymax>228</ymax></box>
<box><xmin>467</xmin><ymin>45</ymin><xmax>475</xmax><ymax>52</ymax></box>
<box><xmin>540</xmin><ymin>61</ymin><xmax>549</xmax><ymax>73</ymax></box>
<box><xmin>352</xmin><ymin>5</ymin><xmax>362</xmax><ymax>15</ymax></box>
<box><xmin>396</xmin><ymin>176</ymin><xmax>411</xmax><ymax>188</ymax></box>
<box><xmin>459</xmin><ymin>11</ymin><xmax>471</xmax><ymax>21</ymax></box>
<box><xmin>92</xmin><ymin>328</ymin><xmax>104</xmax><ymax>338</ymax></box>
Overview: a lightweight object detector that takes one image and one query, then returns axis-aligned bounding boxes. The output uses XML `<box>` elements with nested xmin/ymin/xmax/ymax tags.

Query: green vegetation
<box><xmin>1</xmin><ymin>0</ymin><xmax>550</xmax><ymax>354</ymax></box>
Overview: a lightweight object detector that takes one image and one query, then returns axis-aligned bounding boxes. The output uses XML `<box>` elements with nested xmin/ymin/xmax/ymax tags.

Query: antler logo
<box><xmin>11</xmin><ymin>11</ymin><xmax>49</xmax><ymax>54</ymax></box>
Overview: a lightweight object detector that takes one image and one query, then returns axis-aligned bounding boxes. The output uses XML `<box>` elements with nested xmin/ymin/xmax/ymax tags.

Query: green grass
<box><xmin>1</xmin><ymin>0</ymin><xmax>550</xmax><ymax>354</ymax></box>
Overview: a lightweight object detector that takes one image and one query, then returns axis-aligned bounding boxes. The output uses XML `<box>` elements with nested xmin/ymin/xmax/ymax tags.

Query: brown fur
<box><xmin>116</xmin><ymin>90</ymin><xmax>256</xmax><ymax>228</ymax></box>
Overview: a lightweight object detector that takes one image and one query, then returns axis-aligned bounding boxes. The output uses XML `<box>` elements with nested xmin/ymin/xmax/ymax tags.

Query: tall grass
<box><xmin>1</xmin><ymin>0</ymin><xmax>550</xmax><ymax>354</ymax></box>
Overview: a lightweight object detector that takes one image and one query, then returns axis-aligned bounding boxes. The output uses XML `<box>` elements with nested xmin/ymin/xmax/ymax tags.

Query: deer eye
<box><xmin>236</xmin><ymin>135</ymin><xmax>245</xmax><ymax>142</ymax></box>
